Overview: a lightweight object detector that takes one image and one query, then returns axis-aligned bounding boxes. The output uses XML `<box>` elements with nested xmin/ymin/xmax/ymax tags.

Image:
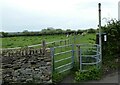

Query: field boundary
<box><xmin>1</xmin><ymin>39</ymin><xmax>70</xmax><ymax>50</ymax></box>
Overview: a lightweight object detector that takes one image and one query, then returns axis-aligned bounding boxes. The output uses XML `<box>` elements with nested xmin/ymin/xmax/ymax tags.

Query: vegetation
<box><xmin>1</xmin><ymin>20</ymin><xmax>119</xmax><ymax>83</ymax></box>
<box><xmin>75</xmin><ymin>67</ymin><xmax>102</xmax><ymax>82</ymax></box>
<box><xmin>1</xmin><ymin>33</ymin><xmax>96</xmax><ymax>48</ymax></box>
<box><xmin>101</xmin><ymin>19</ymin><xmax>119</xmax><ymax>73</ymax></box>
<box><xmin>0</xmin><ymin>28</ymin><xmax>97</xmax><ymax>37</ymax></box>
<box><xmin>52</xmin><ymin>72</ymin><xmax>63</xmax><ymax>84</ymax></box>
<box><xmin>1</xmin><ymin>34</ymin><xmax>68</xmax><ymax>48</ymax></box>
<box><xmin>0</xmin><ymin>28</ymin><xmax>99</xmax><ymax>83</ymax></box>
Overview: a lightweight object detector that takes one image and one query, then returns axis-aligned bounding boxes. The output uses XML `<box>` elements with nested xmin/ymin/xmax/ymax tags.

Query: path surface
<box><xmin>61</xmin><ymin>71</ymin><xmax>119</xmax><ymax>83</ymax></box>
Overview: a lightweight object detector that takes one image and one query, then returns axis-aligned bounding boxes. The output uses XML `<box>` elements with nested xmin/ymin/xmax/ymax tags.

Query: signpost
<box><xmin>118</xmin><ymin>1</ymin><xmax>120</xmax><ymax>20</ymax></box>
<box><xmin>98</xmin><ymin>3</ymin><xmax>102</xmax><ymax>64</ymax></box>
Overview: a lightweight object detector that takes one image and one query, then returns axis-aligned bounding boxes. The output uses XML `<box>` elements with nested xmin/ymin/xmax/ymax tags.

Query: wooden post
<box><xmin>65</xmin><ymin>40</ymin><xmax>66</xmax><ymax>45</ymax></box>
<box><xmin>68</xmin><ymin>39</ymin><xmax>69</xmax><ymax>45</ymax></box>
<box><xmin>53</xmin><ymin>42</ymin><xmax>55</xmax><ymax>47</ymax></box>
<box><xmin>60</xmin><ymin>41</ymin><xmax>62</xmax><ymax>52</ymax></box>
<box><xmin>42</xmin><ymin>40</ymin><xmax>46</xmax><ymax>55</ymax></box>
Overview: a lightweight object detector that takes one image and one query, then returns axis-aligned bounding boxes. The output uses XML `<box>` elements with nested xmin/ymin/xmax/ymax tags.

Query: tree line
<box><xmin>0</xmin><ymin>28</ymin><xmax>97</xmax><ymax>37</ymax></box>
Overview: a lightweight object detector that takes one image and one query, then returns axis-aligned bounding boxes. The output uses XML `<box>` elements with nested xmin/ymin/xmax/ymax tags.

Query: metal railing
<box><xmin>77</xmin><ymin>44</ymin><xmax>101</xmax><ymax>72</ymax></box>
<box><xmin>51</xmin><ymin>44</ymin><xmax>74</xmax><ymax>73</ymax></box>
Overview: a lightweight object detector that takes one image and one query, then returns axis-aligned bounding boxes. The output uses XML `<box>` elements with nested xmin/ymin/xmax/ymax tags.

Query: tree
<box><xmin>56</xmin><ymin>29</ymin><xmax>63</xmax><ymax>34</ymax></box>
<box><xmin>1</xmin><ymin>32</ymin><xmax>8</xmax><ymax>37</ymax></box>
<box><xmin>87</xmin><ymin>28</ymin><xmax>96</xmax><ymax>33</ymax></box>
<box><xmin>41</xmin><ymin>29</ymin><xmax>47</xmax><ymax>34</ymax></box>
<box><xmin>66</xmin><ymin>29</ymin><xmax>72</xmax><ymax>34</ymax></box>
<box><xmin>22</xmin><ymin>30</ymin><xmax>29</xmax><ymax>35</ymax></box>
<box><xmin>77</xmin><ymin>30</ymin><xmax>83</xmax><ymax>34</ymax></box>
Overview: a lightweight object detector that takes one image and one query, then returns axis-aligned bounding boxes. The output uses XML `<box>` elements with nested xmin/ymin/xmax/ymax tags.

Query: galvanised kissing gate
<box><xmin>77</xmin><ymin>44</ymin><xmax>101</xmax><ymax>72</ymax></box>
<box><xmin>51</xmin><ymin>43</ymin><xmax>101</xmax><ymax>73</ymax></box>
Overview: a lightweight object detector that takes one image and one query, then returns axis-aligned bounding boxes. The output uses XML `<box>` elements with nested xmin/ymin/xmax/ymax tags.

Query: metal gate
<box><xmin>51</xmin><ymin>44</ymin><xmax>74</xmax><ymax>73</ymax></box>
<box><xmin>77</xmin><ymin>44</ymin><xmax>101</xmax><ymax>72</ymax></box>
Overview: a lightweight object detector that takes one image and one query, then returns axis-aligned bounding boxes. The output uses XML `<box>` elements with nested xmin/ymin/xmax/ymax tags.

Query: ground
<box><xmin>61</xmin><ymin>71</ymin><xmax>119</xmax><ymax>83</ymax></box>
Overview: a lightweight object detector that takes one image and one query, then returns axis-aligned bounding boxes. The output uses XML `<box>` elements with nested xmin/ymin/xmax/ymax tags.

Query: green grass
<box><xmin>1</xmin><ymin>34</ymin><xmax>68</xmax><ymax>48</ymax></box>
<box><xmin>1</xmin><ymin>33</ymin><xmax>96</xmax><ymax>48</ymax></box>
<box><xmin>75</xmin><ymin>33</ymin><xmax>96</xmax><ymax>44</ymax></box>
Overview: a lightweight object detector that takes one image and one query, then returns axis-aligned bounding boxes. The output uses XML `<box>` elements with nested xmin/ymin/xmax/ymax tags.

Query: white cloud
<box><xmin>1</xmin><ymin>0</ymin><xmax>120</xmax><ymax>32</ymax></box>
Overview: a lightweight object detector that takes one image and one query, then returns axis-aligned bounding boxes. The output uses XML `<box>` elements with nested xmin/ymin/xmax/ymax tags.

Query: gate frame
<box><xmin>77</xmin><ymin>44</ymin><xmax>101</xmax><ymax>72</ymax></box>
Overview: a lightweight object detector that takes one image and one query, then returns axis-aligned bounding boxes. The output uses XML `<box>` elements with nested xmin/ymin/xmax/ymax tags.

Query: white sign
<box><xmin>104</xmin><ymin>35</ymin><xmax>107</xmax><ymax>41</ymax></box>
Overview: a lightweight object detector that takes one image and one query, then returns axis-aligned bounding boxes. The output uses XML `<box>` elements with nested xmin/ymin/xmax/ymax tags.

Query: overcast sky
<box><xmin>0</xmin><ymin>0</ymin><xmax>119</xmax><ymax>32</ymax></box>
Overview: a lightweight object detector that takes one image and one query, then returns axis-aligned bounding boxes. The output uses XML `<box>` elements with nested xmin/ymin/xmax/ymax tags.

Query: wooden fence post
<box><xmin>65</xmin><ymin>40</ymin><xmax>66</xmax><ymax>45</ymax></box>
<box><xmin>42</xmin><ymin>40</ymin><xmax>46</xmax><ymax>55</ymax></box>
<box><xmin>60</xmin><ymin>41</ymin><xmax>62</xmax><ymax>52</ymax></box>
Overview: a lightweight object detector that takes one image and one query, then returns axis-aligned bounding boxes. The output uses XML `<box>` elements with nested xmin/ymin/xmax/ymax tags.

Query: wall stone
<box><xmin>1</xmin><ymin>47</ymin><xmax>52</xmax><ymax>84</ymax></box>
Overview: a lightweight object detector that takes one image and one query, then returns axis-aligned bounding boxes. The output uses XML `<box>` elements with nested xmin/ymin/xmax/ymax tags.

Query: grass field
<box><xmin>1</xmin><ymin>34</ymin><xmax>68</xmax><ymax>48</ymax></box>
<box><xmin>1</xmin><ymin>33</ymin><xmax>96</xmax><ymax>48</ymax></box>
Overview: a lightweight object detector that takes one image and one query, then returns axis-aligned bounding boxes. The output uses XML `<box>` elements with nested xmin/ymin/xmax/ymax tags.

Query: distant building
<box><xmin>118</xmin><ymin>1</ymin><xmax>120</xmax><ymax>20</ymax></box>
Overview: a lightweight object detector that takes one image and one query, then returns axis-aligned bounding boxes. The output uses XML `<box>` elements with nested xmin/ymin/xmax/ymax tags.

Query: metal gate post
<box><xmin>98</xmin><ymin>3</ymin><xmax>102</xmax><ymax>68</ymax></box>
<box><xmin>96</xmin><ymin>45</ymin><xmax>99</xmax><ymax>68</ymax></box>
<box><xmin>80</xmin><ymin>48</ymin><xmax>82</xmax><ymax>71</ymax></box>
<box><xmin>72</xmin><ymin>44</ymin><xmax>74</xmax><ymax>67</ymax></box>
<box><xmin>77</xmin><ymin>45</ymin><xmax>80</xmax><ymax>70</ymax></box>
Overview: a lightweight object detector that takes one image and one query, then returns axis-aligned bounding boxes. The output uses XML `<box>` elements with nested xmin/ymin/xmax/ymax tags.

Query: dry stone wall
<box><xmin>1</xmin><ymin>47</ymin><xmax>52</xmax><ymax>84</ymax></box>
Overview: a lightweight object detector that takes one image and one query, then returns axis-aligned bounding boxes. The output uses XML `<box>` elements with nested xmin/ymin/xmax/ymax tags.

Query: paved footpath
<box><xmin>61</xmin><ymin>71</ymin><xmax>119</xmax><ymax>83</ymax></box>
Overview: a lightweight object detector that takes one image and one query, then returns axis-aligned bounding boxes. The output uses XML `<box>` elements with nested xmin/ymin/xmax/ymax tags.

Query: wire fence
<box><xmin>0</xmin><ymin>39</ymin><xmax>71</xmax><ymax>50</ymax></box>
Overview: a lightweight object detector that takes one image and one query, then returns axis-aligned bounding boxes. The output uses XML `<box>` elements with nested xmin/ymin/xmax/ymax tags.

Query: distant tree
<box><xmin>77</xmin><ymin>30</ymin><xmax>83</xmax><ymax>34</ymax></box>
<box><xmin>23</xmin><ymin>30</ymin><xmax>29</xmax><ymax>33</ymax></box>
<box><xmin>47</xmin><ymin>27</ymin><xmax>56</xmax><ymax>34</ymax></box>
<box><xmin>66</xmin><ymin>29</ymin><xmax>72</xmax><ymax>34</ymax></box>
<box><xmin>1</xmin><ymin>32</ymin><xmax>8</xmax><ymax>37</ymax></box>
<box><xmin>87</xmin><ymin>28</ymin><xmax>96</xmax><ymax>33</ymax></box>
<box><xmin>56</xmin><ymin>29</ymin><xmax>63</xmax><ymax>34</ymax></box>
<box><xmin>41</xmin><ymin>29</ymin><xmax>47</xmax><ymax>34</ymax></box>
<box><xmin>66</xmin><ymin>29</ymin><xmax>71</xmax><ymax>32</ymax></box>
<box><xmin>22</xmin><ymin>30</ymin><xmax>30</xmax><ymax>35</ymax></box>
